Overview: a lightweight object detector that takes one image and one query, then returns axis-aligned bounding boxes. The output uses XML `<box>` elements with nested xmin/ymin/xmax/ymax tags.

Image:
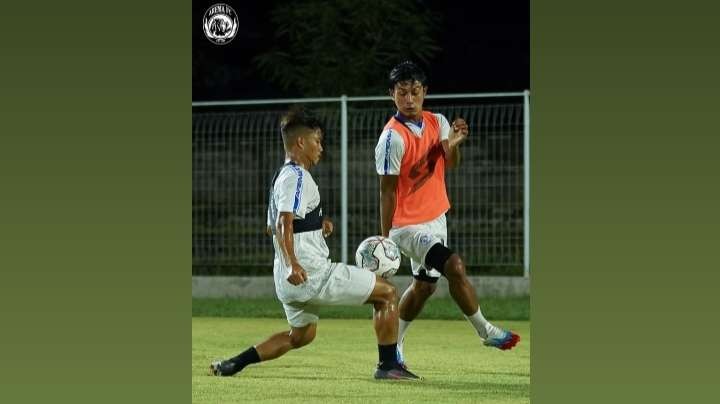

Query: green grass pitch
<box><xmin>193</xmin><ymin>318</ymin><xmax>530</xmax><ymax>403</ymax></box>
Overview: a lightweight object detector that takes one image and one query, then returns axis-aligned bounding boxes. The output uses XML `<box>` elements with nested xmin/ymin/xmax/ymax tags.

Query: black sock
<box><xmin>228</xmin><ymin>346</ymin><xmax>261</xmax><ymax>372</ymax></box>
<box><xmin>378</xmin><ymin>343</ymin><xmax>398</xmax><ymax>370</ymax></box>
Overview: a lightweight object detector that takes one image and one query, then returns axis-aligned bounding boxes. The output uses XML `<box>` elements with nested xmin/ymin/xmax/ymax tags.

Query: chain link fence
<box><xmin>193</xmin><ymin>94</ymin><xmax>527</xmax><ymax>275</ymax></box>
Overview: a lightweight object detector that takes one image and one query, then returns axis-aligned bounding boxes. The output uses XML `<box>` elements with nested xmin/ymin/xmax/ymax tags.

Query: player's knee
<box><xmin>301</xmin><ymin>328</ymin><xmax>316</xmax><ymax>346</ymax></box>
<box><xmin>376</xmin><ymin>279</ymin><xmax>397</xmax><ymax>304</ymax></box>
<box><xmin>290</xmin><ymin>326</ymin><xmax>316</xmax><ymax>348</ymax></box>
<box><xmin>443</xmin><ymin>254</ymin><xmax>466</xmax><ymax>280</ymax></box>
<box><xmin>414</xmin><ymin>280</ymin><xmax>437</xmax><ymax>298</ymax></box>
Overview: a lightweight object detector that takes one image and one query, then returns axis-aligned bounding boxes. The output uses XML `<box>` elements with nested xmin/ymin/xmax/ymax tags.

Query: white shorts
<box><xmin>389</xmin><ymin>214</ymin><xmax>448</xmax><ymax>282</ymax></box>
<box><xmin>282</xmin><ymin>262</ymin><xmax>377</xmax><ymax>328</ymax></box>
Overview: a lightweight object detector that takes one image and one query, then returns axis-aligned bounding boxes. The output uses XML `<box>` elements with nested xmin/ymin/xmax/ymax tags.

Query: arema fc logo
<box><xmin>203</xmin><ymin>3</ymin><xmax>238</xmax><ymax>45</ymax></box>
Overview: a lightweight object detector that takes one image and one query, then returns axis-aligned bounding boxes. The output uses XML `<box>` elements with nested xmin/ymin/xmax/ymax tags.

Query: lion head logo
<box><xmin>203</xmin><ymin>4</ymin><xmax>238</xmax><ymax>45</ymax></box>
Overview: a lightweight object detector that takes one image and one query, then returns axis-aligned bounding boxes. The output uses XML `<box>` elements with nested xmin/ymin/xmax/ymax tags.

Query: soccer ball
<box><xmin>355</xmin><ymin>236</ymin><xmax>401</xmax><ymax>278</ymax></box>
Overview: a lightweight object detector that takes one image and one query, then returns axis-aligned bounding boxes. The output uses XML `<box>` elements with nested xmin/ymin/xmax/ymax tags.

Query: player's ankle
<box><xmin>484</xmin><ymin>324</ymin><xmax>504</xmax><ymax>339</ymax></box>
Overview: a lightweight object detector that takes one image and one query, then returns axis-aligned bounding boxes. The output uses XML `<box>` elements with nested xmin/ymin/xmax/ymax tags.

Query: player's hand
<box><xmin>286</xmin><ymin>262</ymin><xmax>308</xmax><ymax>285</ymax></box>
<box><xmin>322</xmin><ymin>218</ymin><xmax>334</xmax><ymax>238</ymax></box>
<box><xmin>448</xmin><ymin>118</ymin><xmax>469</xmax><ymax>148</ymax></box>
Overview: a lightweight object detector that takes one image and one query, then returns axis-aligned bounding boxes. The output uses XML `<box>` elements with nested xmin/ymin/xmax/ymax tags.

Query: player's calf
<box><xmin>211</xmin><ymin>325</ymin><xmax>317</xmax><ymax>377</ymax></box>
<box><xmin>425</xmin><ymin>245</ymin><xmax>522</xmax><ymax>348</ymax></box>
<box><xmin>367</xmin><ymin>277</ymin><xmax>399</xmax><ymax>345</ymax></box>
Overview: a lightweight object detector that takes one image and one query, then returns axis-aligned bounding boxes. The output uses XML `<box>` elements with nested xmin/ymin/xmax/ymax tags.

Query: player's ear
<box><xmin>296</xmin><ymin>134</ymin><xmax>305</xmax><ymax>150</ymax></box>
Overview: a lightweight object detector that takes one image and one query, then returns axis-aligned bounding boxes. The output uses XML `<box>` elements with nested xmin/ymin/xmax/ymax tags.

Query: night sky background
<box><xmin>193</xmin><ymin>0</ymin><xmax>529</xmax><ymax>100</ymax></box>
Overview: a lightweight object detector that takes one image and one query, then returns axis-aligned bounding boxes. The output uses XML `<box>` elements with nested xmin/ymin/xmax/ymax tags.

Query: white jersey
<box><xmin>267</xmin><ymin>161</ymin><xmax>332</xmax><ymax>303</ymax></box>
<box><xmin>374</xmin><ymin>112</ymin><xmax>451</xmax><ymax>176</ymax></box>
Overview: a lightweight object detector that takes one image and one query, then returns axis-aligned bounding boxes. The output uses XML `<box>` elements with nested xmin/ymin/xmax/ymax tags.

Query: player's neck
<box><xmin>285</xmin><ymin>153</ymin><xmax>309</xmax><ymax>170</ymax></box>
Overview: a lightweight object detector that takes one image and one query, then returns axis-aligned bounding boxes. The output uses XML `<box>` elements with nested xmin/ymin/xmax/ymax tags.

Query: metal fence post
<box><xmin>523</xmin><ymin>89</ymin><xmax>530</xmax><ymax>278</ymax></box>
<box><xmin>192</xmin><ymin>92</ymin><xmax>528</xmax><ymax>272</ymax></box>
<box><xmin>340</xmin><ymin>95</ymin><xmax>349</xmax><ymax>263</ymax></box>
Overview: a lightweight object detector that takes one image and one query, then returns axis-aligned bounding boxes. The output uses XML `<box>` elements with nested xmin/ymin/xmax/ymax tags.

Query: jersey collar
<box><xmin>393</xmin><ymin>111</ymin><xmax>425</xmax><ymax>136</ymax></box>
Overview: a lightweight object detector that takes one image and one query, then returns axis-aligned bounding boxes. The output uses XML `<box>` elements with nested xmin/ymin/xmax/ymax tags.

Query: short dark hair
<box><xmin>388</xmin><ymin>60</ymin><xmax>427</xmax><ymax>90</ymax></box>
<box><xmin>280</xmin><ymin>105</ymin><xmax>323</xmax><ymax>139</ymax></box>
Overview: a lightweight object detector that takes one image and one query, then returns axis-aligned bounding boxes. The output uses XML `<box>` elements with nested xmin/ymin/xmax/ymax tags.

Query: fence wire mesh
<box><xmin>193</xmin><ymin>98</ymin><xmax>525</xmax><ymax>275</ymax></box>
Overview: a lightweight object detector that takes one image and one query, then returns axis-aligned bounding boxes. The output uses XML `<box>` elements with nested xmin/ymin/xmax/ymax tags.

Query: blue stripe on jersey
<box><xmin>384</xmin><ymin>129</ymin><xmax>392</xmax><ymax>175</ymax></box>
<box><xmin>289</xmin><ymin>165</ymin><xmax>303</xmax><ymax>213</ymax></box>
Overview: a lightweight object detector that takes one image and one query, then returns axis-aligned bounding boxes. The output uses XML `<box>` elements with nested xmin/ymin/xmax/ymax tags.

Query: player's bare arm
<box><xmin>379</xmin><ymin>175</ymin><xmax>399</xmax><ymax>237</ymax></box>
<box><xmin>276</xmin><ymin>212</ymin><xmax>307</xmax><ymax>285</ymax></box>
<box><xmin>443</xmin><ymin>118</ymin><xmax>469</xmax><ymax>169</ymax></box>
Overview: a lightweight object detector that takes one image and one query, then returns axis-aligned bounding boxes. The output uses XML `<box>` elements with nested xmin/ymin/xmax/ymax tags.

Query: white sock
<box><xmin>397</xmin><ymin>319</ymin><xmax>412</xmax><ymax>361</ymax></box>
<box><xmin>465</xmin><ymin>308</ymin><xmax>503</xmax><ymax>339</ymax></box>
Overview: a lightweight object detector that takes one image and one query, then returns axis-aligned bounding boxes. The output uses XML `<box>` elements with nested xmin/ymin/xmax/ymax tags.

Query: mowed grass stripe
<box><xmin>193</xmin><ymin>318</ymin><xmax>530</xmax><ymax>404</ymax></box>
<box><xmin>193</xmin><ymin>297</ymin><xmax>530</xmax><ymax>321</ymax></box>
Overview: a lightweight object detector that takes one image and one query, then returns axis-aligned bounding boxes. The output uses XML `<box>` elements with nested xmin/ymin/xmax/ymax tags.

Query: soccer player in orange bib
<box><xmin>375</xmin><ymin>61</ymin><xmax>520</xmax><ymax>367</ymax></box>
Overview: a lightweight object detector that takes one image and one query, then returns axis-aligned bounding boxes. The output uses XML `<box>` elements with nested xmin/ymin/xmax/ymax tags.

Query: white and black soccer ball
<box><xmin>355</xmin><ymin>236</ymin><xmax>401</xmax><ymax>278</ymax></box>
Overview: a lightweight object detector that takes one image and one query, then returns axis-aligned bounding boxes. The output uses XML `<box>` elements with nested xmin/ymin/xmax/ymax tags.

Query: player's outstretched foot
<box><xmin>374</xmin><ymin>364</ymin><xmax>423</xmax><ymax>381</ymax></box>
<box><xmin>484</xmin><ymin>330</ymin><xmax>520</xmax><ymax>350</ymax></box>
<box><xmin>209</xmin><ymin>360</ymin><xmax>238</xmax><ymax>376</ymax></box>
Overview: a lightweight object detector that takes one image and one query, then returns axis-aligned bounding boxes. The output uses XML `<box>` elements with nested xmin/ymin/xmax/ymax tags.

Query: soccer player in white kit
<box><xmin>375</xmin><ymin>61</ymin><xmax>520</xmax><ymax>368</ymax></box>
<box><xmin>210</xmin><ymin>106</ymin><xmax>420</xmax><ymax>380</ymax></box>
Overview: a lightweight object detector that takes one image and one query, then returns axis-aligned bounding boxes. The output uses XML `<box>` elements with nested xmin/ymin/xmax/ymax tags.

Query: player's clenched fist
<box><xmin>286</xmin><ymin>262</ymin><xmax>308</xmax><ymax>285</ymax></box>
<box><xmin>322</xmin><ymin>217</ymin><xmax>334</xmax><ymax>238</ymax></box>
<box><xmin>449</xmin><ymin>118</ymin><xmax>469</xmax><ymax>148</ymax></box>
